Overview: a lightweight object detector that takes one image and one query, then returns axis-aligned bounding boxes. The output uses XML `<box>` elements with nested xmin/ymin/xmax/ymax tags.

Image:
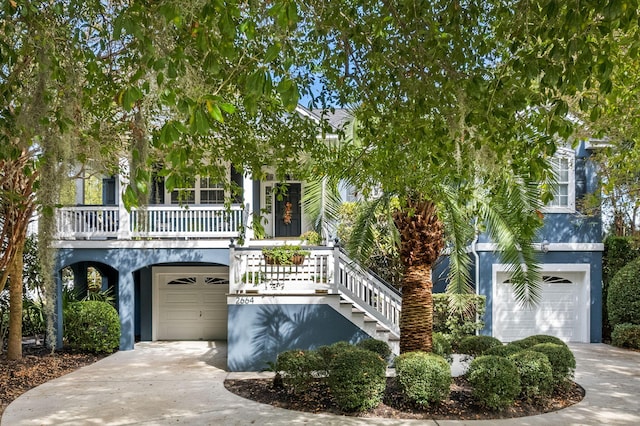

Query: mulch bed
<box><xmin>224</xmin><ymin>376</ymin><xmax>584</xmax><ymax>420</ymax></box>
<box><xmin>0</xmin><ymin>345</ymin><xmax>104</xmax><ymax>416</ymax></box>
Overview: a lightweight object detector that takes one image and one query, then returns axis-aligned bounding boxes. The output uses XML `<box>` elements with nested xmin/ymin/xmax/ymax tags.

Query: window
<box><xmin>169</xmin><ymin>177</ymin><xmax>225</xmax><ymax>205</ymax></box>
<box><xmin>545</xmin><ymin>149</ymin><xmax>575</xmax><ymax>212</ymax></box>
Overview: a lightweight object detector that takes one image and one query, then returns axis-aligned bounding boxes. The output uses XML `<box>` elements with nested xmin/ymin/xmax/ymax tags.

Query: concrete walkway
<box><xmin>2</xmin><ymin>342</ymin><xmax>639</xmax><ymax>425</ymax></box>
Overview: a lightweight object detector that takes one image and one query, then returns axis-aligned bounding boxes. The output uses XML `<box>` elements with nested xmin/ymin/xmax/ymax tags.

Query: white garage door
<box><xmin>153</xmin><ymin>267</ymin><xmax>229</xmax><ymax>341</ymax></box>
<box><xmin>493</xmin><ymin>269</ymin><xmax>589</xmax><ymax>343</ymax></box>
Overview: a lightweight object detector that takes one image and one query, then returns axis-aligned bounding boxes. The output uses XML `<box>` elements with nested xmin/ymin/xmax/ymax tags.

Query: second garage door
<box><xmin>153</xmin><ymin>266</ymin><xmax>229</xmax><ymax>341</ymax></box>
<box><xmin>493</xmin><ymin>269</ymin><xmax>589</xmax><ymax>343</ymax></box>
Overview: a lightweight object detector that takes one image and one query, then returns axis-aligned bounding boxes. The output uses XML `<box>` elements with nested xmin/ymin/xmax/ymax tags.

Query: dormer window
<box><xmin>544</xmin><ymin>148</ymin><xmax>575</xmax><ymax>213</ymax></box>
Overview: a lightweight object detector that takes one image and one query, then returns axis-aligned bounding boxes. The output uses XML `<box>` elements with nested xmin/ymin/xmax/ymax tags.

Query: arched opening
<box><xmin>61</xmin><ymin>262</ymin><xmax>119</xmax><ymax>309</ymax></box>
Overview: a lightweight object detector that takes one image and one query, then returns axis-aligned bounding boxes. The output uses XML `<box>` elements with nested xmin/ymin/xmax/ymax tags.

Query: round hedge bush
<box><xmin>611</xmin><ymin>323</ymin><xmax>640</xmax><ymax>349</ymax></box>
<box><xmin>484</xmin><ymin>343</ymin><xmax>523</xmax><ymax>357</ymax></box>
<box><xmin>394</xmin><ymin>351</ymin><xmax>451</xmax><ymax>407</ymax></box>
<box><xmin>327</xmin><ymin>347</ymin><xmax>387</xmax><ymax>412</ymax></box>
<box><xmin>275</xmin><ymin>349</ymin><xmax>323</xmax><ymax>394</ymax></box>
<box><xmin>512</xmin><ymin>334</ymin><xmax>568</xmax><ymax>349</ymax></box>
<box><xmin>458</xmin><ymin>335</ymin><xmax>503</xmax><ymax>357</ymax></box>
<box><xmin>468</xmin><ymin>355</ymin><xmax>521</xmax><ymax>410</ymax></box>
<box><xmin>65</xmin><ymin>301</ymin><xmax>120</xmax><ymax>353</ymax></box>
<box><xmin>529</xmin><ymin>343</ymin><xmax>576</xmax><ymax>389</ymax></box>
<box><xmin>508</xmin><ymin>350</ymin><xmax>554</xmax><ymax>400</ymax></box>
<box><xmin>356</xmin><ymin>338</ymin><xmax>392</xmax><ymax>361</ymax></box>
<box><xmin>608</xmin><ymin>258</ymin><xmax>640</xmax><ymax>327</ymax></box>
<box><xmin>316</xmin><ymin>341</ymin><xmax>354</xmax><ymax>373</ymax></box>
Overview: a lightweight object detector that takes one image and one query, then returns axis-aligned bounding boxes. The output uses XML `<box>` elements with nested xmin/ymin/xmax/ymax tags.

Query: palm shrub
<box><xmin>327</xmin><ymin>347</ymin><xmax>387</xmax><ymax>412</ymax></box>
<box><xmin>467</xmin><ymin>355</ymin><xmax>521</xmax><ymax>410</ymax></box>
<box><xmin>458</xmin><ymin>335</ymin><xmax>502</xmax><ymax>357</ymax></box>
<box><xmin>607</xmin><ymin>258</ymin><xmax>640</xmax><ymax>327</ymax></box>
<box><xmin>529</xmin><ymin>343</ymin><xmax>576</xmax><ymax>390</ymax></box>
<box><xmin>356</xmin><ymin>338</ymin><xmax>392</xmax><ymax>362</ymax></box>
<box><xmin>275</xmin><ymin>349</ymin><xmax>324</xmax><ymax>394</ymax></box>
<box><xmin>611</xmin><ymin>323</ymin><xmax>640</xmax><ymax>349</ymax></box>
<box><xmin>432</xmin><ymin>332</ymin><xmax>453</xmax><ymax>363</ymax></box>
<box><xmin>508</xmin><ymin>350</ymin><xmax>554</xmax><ymax>400</ymax></box>
<box><xmin>64</xmin><ymin>301</ymin><xmax>120</xmax><ymax>353</ymax></box>
<box><xmin>394</xmin><ymin>351</ymin><xmax>451</xmax><ymax>407</ymax></box>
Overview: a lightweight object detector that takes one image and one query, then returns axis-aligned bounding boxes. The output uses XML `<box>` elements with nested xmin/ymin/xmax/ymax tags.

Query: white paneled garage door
<box><xmin>153</xmin><ymin>266</ymin><xmax>229</xmax><ymax>341</ymax></box>
<box><xmin>493</xmin><ymin>267</ymin><xmax>589</xmax><ymax>343</ymax></box>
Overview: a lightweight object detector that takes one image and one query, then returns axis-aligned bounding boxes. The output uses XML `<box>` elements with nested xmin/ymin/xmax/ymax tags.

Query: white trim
<box><xmin>542</xmin><ymin>148</ymin><xmax>576</xmax><ymax>213</ymax></box>
<box><xmin>491</xmin><ymin>263</ymin><xmax>590</xmax><ymax>343</ymax></box>
<box><xmin>475</xmin><ymin>242</ymin><xmax>603</xmax><ymax>252</ymax></box>
<box><xmin>53</xmin><ymin>239</ymin><xmax>232</xmax><ymax>250</ymax></box>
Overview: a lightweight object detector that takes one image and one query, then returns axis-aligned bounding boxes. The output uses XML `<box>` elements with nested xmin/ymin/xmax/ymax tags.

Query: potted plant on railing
<box><xmin>262</xmin><ymin>245</ymin><xmax>310</xmax><ymax>266</ymax></box>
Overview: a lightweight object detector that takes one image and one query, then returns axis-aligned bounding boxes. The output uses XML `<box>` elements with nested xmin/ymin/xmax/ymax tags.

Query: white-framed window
<box><xmin>544</xmin><ymin>148</ymin><xmax>575</xmax><ymax>212</ymax></box>
<box><xmin>167</xmin><ymin>176</ymin><xmax>225</xmax><ymax>205</ymax></box>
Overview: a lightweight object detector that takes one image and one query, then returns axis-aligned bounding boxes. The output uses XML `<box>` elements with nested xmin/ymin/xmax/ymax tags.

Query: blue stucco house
<box><xmin>51</xmin><ymin>109</ymin><xmax>603</xmax><ymax>371</ymax></box>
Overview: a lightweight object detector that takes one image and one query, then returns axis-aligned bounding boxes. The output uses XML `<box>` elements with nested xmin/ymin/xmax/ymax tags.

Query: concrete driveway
<box><xmin>2</xmin><ymin>342</ymin><xmax>639</xmax><ymax>425</ymax></box>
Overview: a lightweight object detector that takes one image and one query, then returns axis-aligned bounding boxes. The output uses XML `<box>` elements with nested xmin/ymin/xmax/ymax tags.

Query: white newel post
<box><xmin>242</xmin><ymin>171</ymin><xmax>254</xmax><ymax>244</ymax></box>
<box><xmin>117</xmin><ymin>159</ymin><xmax>131</xmax><ymax>240</ymax></box>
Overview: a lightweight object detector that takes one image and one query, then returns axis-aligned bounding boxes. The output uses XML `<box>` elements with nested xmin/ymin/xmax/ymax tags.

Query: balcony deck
<box><xmin>54</xmin><ymin>205</ymin><xmax>244</xmax><ymax>242</ymax></box>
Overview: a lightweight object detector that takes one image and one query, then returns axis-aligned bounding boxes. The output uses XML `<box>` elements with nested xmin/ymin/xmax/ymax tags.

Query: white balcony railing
<box><xmin>55</xmin><ymin>205</ymin><xmax>243</xmax><ymax>240</ymax></box>
<box><xmin>230</xmin><ymin>245</ymin><xmax>401</xmax><ymax>335</ymax></box>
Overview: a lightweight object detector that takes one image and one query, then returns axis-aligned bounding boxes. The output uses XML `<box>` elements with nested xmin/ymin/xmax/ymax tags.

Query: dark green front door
<box><xmin>274</xmin><ymin>183</ymin><xmax>301</xmax><ymax>238</ymax></box>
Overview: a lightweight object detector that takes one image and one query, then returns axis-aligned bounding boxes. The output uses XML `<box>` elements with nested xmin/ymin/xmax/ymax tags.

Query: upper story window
<box><xmin>544</xmin><ymin>148</ymin><xmax>575</xmax><ymax>213</ymax></box>
<box><xmin>168</xmin><ymin>177</ymin><xmax>225</xmax><ymax>205</ymax></box>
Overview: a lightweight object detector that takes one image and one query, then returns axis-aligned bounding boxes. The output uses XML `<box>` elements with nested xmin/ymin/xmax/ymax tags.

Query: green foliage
<box><xmin>64</xmin><ymin>301</ymin><xmax>120</xmax><ymax>354</ymax></box>
<box><xmin>356</xmin><ymin>338</ymin><xmax>391</xmax><ymax>362</ymax></box>
<box><xmin>458</xmin><ymin>335</ymin><xmax>503</xmax><ymax>357</ymax></box>
<box><xmin>468</xmin><ymin>355</ymin><xmax>521</xmax><ymax>410</ymax></box>
<box><xmin>275</xmin><ymin>349</ymin><xmax>323</xmax><ymax>394</ymax></box>
<box><xmin>300</xmin><ymin>230</ymin><xmax>322</xmax><ymax>245</ymax></box>
<box><xmin>508</xmin><ymin>350</ymin><xmax>554</xmax><ymax>400</ymax></box>
<box><xmin>327</xmin><ymin>347</ymin><xmax>387</xmax><ymax>412</ymax></box>
<box><xmin>529</xmin><ymin>343</ymin><xmax>576</xmax><ymax>390</ymax></box>
<box><xmin>316</xmin><ymin>341</ymin><xmax>354</xmax><ymax>374</ymax></box>
<box><xmin>608</xmin><ymin>258</ymin><xmax>640</xmax><ymax>327</ymax></box>
<box><xmin>432</xmin><ymin>332</ymin><xmax>453</xmax><ymax>363</ymax></box>
<box><xmin>602</xmin><ymin>237</ymin><xmax>640</xmax><ymax>340</ymax></box>
<box><xmin>511</xmin><ymin>335</ymin><xmax>568</xmax><ymax>349</ymax></box>
<box><xmin>394</xmin><ymin>351</ymin><xmax>451</xmax><ymax>407</ymax></box>
<box><xmin>262</xmin><ymin>245</ymin><xmax>310</xmax><ymax>265</ymax></box>
<box><xmin>22</xmin><ymin>298</ymin><xmax>45</xmax><ymax>338</ymax></box>
<box><xmin>433</xmin><ymin>294</ymin><xmax>486</xmax><ymax>345</ymax></box>
<box><xmin>484</xmin><ymin>343</ymin><xmax>524</xmax><ymax>358</ymax></box>
<box><xmin>611</xmin><ymin>323</ymin><xmax>640</xmax><ymax>349</ymax></box>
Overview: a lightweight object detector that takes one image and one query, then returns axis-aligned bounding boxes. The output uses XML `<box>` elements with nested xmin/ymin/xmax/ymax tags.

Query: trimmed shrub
<box><xmin>65</xmin><ymin>301</ymin><xmax>120</xmax><ymax>353</ymax></box>
<box><xmin>608</xmin><ymin>258</ymin><xmax>640</xmax><ymax>327</ymax></box>
<box><xmin>356</xmin><ymin>338</ymin><xmax>392</xmax><ymax>361</ymax></box>
<box><xmin>508</xmin><ymin>350</ymin><xmax>554</xmax><ymax>400</ymax></box>
<box><xmin>275</xmin><ymin>349</ymin><xmax>323</xmax><ymax>394</ymax></box>
<box><xmin>484</xmin><ymin>343</ymin><xmax>523</xmax><ymax>358</ymax></box>
<box><xmin>394</xmin><ymin>351</ymin><xmax>451</xmax><ymax>407</ymax></box>
<box><xmin>529</xmin><ymin>343</ymin><xmax>576</xmax><ymax>390</ymax></box>
<box><xmin>316</xmin><ymin>341</ymin><xmax>354</xmax><ymax>374</ymax></box>
<box><xmin>611</xmin><ymin>323</ymin><xmax>640</xmax><ymax>349</ymax></box>
<box><xmin>432</xmin><ymin>332</ymin><xmax>453</xmax><ymax>363</ymax></box>
<box><xmin>468</xmin><ymin>355</ymin><xmax>521</xmax><ymax>410</ymax></box>
<box><xmin>512</xmin><ymin>334</ymin><xmax>568</xmax><ymax>349</ymax></box>
<box><xmin>327</xmin><ymin>347</ymin><xmax>387</xmax><ymax>412</ymax></box>
<box><xmin>433</xmin><ymin>294</ymin><xmax>486</xmax><ymax>346</ymax></box>
<box><xmin>458</xmin><ymin>335</ymin><xmax>502</xmax><ymax>357</ymax></box>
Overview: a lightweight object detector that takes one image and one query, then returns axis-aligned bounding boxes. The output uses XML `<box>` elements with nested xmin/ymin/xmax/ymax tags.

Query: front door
<box><xmin>274</xmin><ymin>183</ymin><xmax>302</xmax><ymax>237</ymax></box>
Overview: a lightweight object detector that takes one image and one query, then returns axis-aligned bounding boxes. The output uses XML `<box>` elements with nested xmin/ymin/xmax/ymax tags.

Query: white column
<box><xmin>242</xmin><ymin>170</ymin><xmax>254</xmax><ymax>244</ymax></box>
<box><xmin>117</xmin><ymin>158</ymin><xmax>131</xmax><ymax>240</ymax></box>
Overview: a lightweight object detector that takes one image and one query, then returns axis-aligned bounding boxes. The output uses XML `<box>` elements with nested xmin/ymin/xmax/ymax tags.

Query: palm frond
<box><xmin>345</xmin><ymin>194</ymin><xmax>395</xmax><ymax>264</ymax></box>
<box><xmin>301</xmin><ymin>176</ymin><xmax>343</xmax><ymax>239</ymax></box>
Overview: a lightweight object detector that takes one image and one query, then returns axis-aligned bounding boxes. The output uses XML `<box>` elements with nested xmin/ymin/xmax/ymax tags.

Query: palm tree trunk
<box><xmin>400</xmin><ymin>263</ymin><xmax>433</xmax><ymax>353</ymax></box>
<box><xmin>7</xmin><ymin>244</ymin><xmax>24</xmax><ymax>360</ymax></box>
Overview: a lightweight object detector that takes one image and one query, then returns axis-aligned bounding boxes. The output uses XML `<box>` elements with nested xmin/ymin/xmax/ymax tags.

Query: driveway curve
<box><xmin>2</xmin><ymin>342</ymin><xmax>639</xmax><ymax>425</ymax></box>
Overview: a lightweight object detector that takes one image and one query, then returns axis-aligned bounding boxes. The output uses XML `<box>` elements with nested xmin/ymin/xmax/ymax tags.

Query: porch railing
<box><xmin>230</xmin><ymin>245</ymin><xmax>401</xmax><ymax>335</ymax></box>
<box><xmin>55</xmin><ymin>205</ymin><xmax>243</xmax><ymax>240</ymax></box>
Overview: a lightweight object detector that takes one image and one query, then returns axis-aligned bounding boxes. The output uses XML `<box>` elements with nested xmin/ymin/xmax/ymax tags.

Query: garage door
<box><xmin>493</xmin><ymin>270</ymin><xmax>589</xmax><ymax>343</ymax></box>
<box><xmin>154</xmin><ymin>267</ymin><xmax>229</xmax><ymax>341</ymax></box>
